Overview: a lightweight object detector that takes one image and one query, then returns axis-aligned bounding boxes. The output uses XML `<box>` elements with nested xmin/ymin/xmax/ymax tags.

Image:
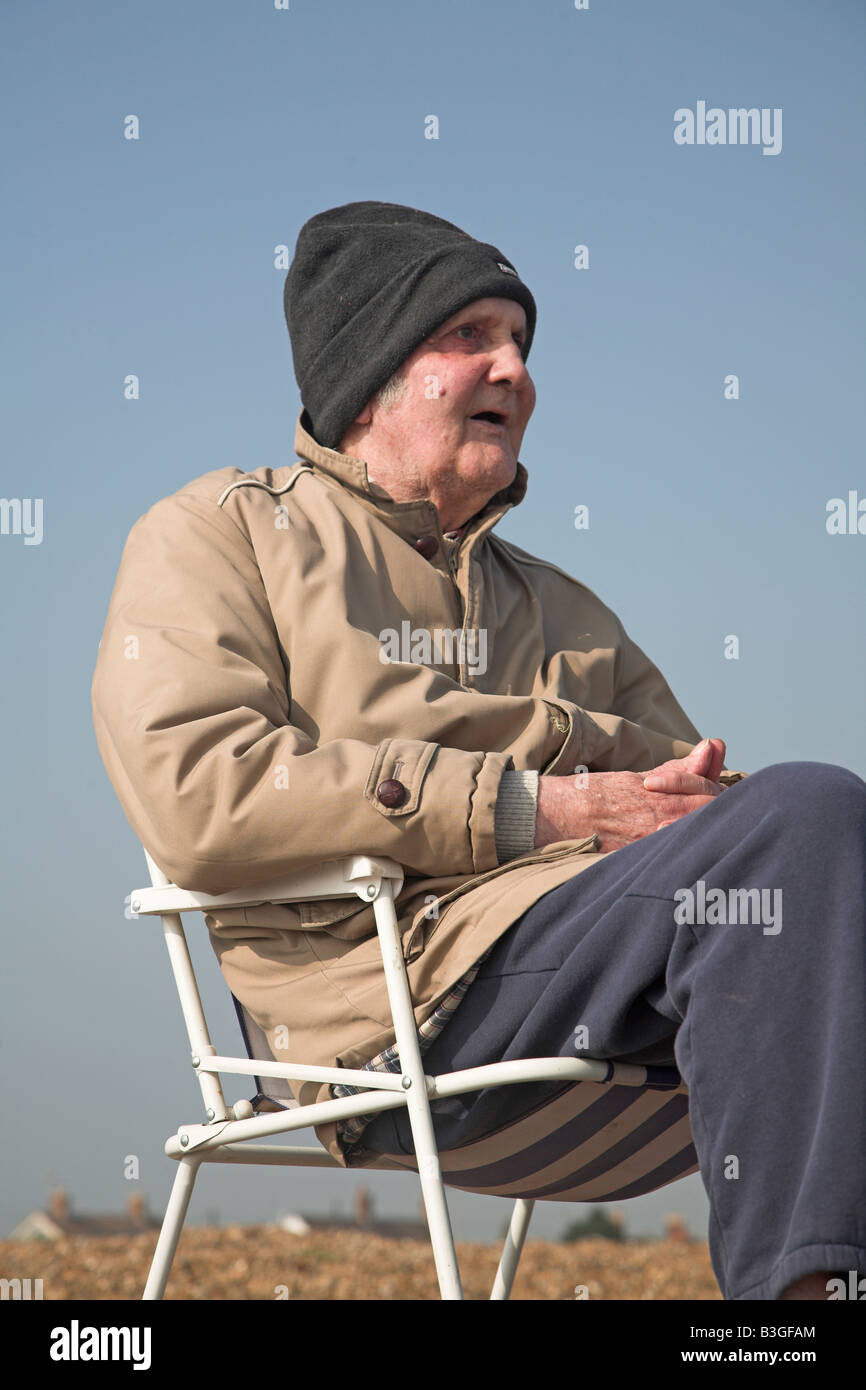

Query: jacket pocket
<box><xmin>305</xmin><ymin>939</ymin><xmax>399</xmax><ymax>1028</ymax></box>
<box><xmin>297</xmin><ymin>897</ymin><xmax>366</xmax><ymax>929</ymax></box>
<box><xmin>404</xmin><ymin>835</ymin><xmax>600</xmax><ymax>959</ymax></box>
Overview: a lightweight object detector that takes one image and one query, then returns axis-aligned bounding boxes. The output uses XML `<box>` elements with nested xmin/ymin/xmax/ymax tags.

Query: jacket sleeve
<box><xmin>91</xmin><ymin>491</ymin><xmax>511</xmax><ymax>894</ymax></box>
<box><xmin>543</xmin><ymin>609</ymin><xmax>742</xmax><ymax>777</ymax></box>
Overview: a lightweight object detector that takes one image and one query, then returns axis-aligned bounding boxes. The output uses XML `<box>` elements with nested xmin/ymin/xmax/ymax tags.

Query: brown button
<box><xmin>414</xmin><ymin>534</ymin><xmax>438</xmax><ymax>560</ymax></box>
<box><xmin>376</xmin><ymin>779</ymin><xmax>407</xmax><ymax>808</ymax></box>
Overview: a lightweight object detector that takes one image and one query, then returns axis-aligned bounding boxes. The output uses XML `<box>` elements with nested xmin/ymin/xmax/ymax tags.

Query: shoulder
<box><xmin>489</xmin><ymin>534</ymin><xmax>624</xmax><ymax>623</ymax></box>
<box><xmin>180</xmin><ymin>462</ymin><xmax>312</xmax><ymax>513</ymax></box>
<box><xmin>130</xmin><ymin>462</ymin><xmax>314</xmax><ymax>540</ymax></box>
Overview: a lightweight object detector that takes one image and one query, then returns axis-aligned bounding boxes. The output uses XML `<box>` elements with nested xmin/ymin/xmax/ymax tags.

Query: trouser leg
<box><xmin>362</xmin><ymin>761</ymin><xmax>866</xmax><ymax>1300</ymax></box>
<box><xmin>647</xmin><ymin>761</ymin><xmax>866</xmax><ymax>1299</ymax></box>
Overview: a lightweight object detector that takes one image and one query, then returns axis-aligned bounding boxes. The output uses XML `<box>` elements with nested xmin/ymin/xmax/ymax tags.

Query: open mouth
<box><xmin>470</xmin><ymin>411</ymin><xmax>508</xmax><ymax>427</ymax></box>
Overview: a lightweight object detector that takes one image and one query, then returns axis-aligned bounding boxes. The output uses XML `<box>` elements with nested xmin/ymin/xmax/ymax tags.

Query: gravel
<box><xmin>0</xmin><ymin>1228</ymin><xmax>722</xmax><ymax>1300</ymax></box>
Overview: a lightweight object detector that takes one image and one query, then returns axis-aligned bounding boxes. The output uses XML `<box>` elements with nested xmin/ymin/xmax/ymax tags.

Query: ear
<box><xmin>337</xmin><ymin>400</ymin><xmax>373</xmax><ymax>455</ymax></box>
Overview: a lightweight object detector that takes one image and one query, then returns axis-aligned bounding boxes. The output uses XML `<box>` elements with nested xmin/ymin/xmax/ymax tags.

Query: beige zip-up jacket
<box><xmin>92</xmin><ymin>411</ymin><xmax>741</xmax><ymax>1163</ymax></box>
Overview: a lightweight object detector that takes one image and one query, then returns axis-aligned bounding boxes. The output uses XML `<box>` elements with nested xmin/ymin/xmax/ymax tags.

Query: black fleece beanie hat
<box><xmin>283</xmin><ymin>200</ymin><xmax>537</xmax><ymax>451</ymax></box>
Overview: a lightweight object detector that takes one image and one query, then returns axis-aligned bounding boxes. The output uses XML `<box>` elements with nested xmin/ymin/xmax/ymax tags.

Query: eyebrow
<box><xmin>438</xmin><ymin>310</ymin><xmax>526</xmax><ymax>335</ymax></box>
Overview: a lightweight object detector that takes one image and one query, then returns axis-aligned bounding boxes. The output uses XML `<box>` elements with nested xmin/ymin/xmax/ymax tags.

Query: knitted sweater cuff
<box><xmin>494</xmin><ymin>770</ymin><xmax>540</xmax><ymax>864</ymax></box>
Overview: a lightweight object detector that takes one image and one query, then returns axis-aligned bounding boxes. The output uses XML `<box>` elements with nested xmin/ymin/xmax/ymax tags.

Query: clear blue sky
<box><xmin>2</xmin><ymin>0</ymin><xmax>864</xmax><ymax>1254</ymax></box>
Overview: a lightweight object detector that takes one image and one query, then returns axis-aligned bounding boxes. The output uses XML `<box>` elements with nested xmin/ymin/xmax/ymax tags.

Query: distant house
<box><xmin>11</xmin><ymin>1185</ymin><xmax>429</xmax><ymax>1243</ymax></box>
<box><xmin>8</xmin><ymin>1189</ymin><xmax>160</xmax><ymax>1241</ymax></box>
<box><xmin>278</xmin><ymin>1185</ymin><xmax>429</xmax><ymax>1241</ymax></box>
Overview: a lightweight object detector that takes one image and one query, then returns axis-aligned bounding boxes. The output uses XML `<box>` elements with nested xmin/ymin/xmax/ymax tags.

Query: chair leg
<box><xmin>142</xmin><ymin>1155</ymin><xmax>202</xmax><ymax>1300</ymax></box>
<box><xmin>372</xmin><ymin>886</ymin><xmax>463</xmax><ymax>1299</ymax></box>
<box><xmin>490</xmin><ymin>1199</ymin><xmax>535</xmax><ymax>1301</ymax></box>
<box><xmin>407</xmin><ymin>1101</ymin><xmax>463</xmax><ymax>1300</ymax></box>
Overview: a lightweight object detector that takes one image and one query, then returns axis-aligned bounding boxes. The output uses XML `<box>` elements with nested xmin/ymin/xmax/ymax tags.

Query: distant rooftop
<box><xmin>8</xmin><ymin>1189</ymin><xmax>160</xmax><ymax>1241</ymax></box>
<box><xmin>278</xmin><ymin>1184</ymin><xmax>429</xmax><ymax>1241</ymax></box>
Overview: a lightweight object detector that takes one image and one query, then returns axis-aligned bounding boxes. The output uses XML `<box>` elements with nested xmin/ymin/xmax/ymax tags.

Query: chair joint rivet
<box><xmin>206</xmin><ymin>1108</ymin><xmax>215</xmax><ymax>1121</ymax></box>
<box><xmin>180</xmin><ymin>1134</ymin><xmax>189</xmax><ymax>1147</ymax></box>
<box><xmin>191</xmin><ymin>1055</ymin><xmax>200</xmax><ymax>1067</ymax></box>
<box><xmin>401</xmin><ymin>1075</ymin><xmax>412</xmax><ymax>1089</ymax></box>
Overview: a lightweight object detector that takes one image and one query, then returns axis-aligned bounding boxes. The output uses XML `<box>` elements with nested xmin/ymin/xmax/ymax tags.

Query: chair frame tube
<box><xmin>142</xmin><ymin>1155</ymin><xmax>202</xmax><ymax>1301</ymax></box>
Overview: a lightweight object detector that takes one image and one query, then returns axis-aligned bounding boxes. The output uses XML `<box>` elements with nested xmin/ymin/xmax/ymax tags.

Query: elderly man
<box><xmin>92</xmin><ymin>201</ymin><xmax>866</xmax><ymax>1302</ymax></box>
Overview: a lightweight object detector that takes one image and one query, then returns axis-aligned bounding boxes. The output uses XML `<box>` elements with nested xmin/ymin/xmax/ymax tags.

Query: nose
<box><xmin>487</xmin><ymin>337</ymin><xmax>533</xmax><ymax>392</ymax></box>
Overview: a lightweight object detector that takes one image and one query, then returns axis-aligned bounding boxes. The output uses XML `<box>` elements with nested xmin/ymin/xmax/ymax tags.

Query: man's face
<box><xmin>357</xmin><ymin>296</ymin><xmax>536</xmax><ymax>531</ymax></box>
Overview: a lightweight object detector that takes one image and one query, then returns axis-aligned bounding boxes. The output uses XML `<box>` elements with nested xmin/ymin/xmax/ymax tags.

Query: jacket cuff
<box><xmin>541</xmin><ymin>699</ymin><xmax>602</xmax><ymax>773</ymax></box>
<box><xmin>494</xmin><ymin>770</ymin><xmax>540</xmax><ymax>864</ymax></box>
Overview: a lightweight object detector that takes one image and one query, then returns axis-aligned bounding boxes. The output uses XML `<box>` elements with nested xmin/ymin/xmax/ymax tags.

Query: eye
<box><xmin>455</xmin><ymin>324</ymin><xmax>477</xmax><ymax>340</ymax></box>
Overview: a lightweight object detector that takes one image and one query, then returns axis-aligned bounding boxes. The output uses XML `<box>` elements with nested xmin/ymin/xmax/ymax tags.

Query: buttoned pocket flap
<box><xmin>364</xmin><ymin>739</ymin><xmax>438</xmax><ymax>817</ymax></box>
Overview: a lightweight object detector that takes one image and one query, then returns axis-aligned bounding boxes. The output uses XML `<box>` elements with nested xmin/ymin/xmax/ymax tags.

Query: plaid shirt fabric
<box><xmin>331</xmin><ymin>946</ymin><xmax>493</xmax><ymax>1153</ymax></box>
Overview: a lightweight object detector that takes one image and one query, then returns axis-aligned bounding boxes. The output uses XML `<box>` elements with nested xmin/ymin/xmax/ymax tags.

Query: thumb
<box><xmin>705</xmin><ymin>737</ymin><xmax>726</xmax><ymax>782</ymax></box>
<box><xmin>682</xmin><ymin>738</ymin><xmax>713</xmax><ymax>773</ymax></box>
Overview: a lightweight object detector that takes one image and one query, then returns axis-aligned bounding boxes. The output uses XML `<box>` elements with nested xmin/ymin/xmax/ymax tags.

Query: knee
<box><xmin>742</xmin><ymin>761</ymin><xmax>866</xmax><ymax>830</ymax></box>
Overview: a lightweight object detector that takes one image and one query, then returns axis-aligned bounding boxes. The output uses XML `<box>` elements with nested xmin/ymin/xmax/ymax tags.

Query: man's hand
<box><xmin>642</xmin><ymin>736</ymin><xmax>726</xmax><ymax>794</ymax></box>
<box><xmin>534</xmin><ymin>738</ymin><xmax>727</xmax><ymax>853</ymax></box>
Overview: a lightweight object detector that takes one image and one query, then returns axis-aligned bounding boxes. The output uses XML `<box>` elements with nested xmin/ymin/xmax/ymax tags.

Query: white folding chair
<box><xmin>130</xmin><ymin>847</ymin><xmax>665</xmax><ymax>1301</ymax></box>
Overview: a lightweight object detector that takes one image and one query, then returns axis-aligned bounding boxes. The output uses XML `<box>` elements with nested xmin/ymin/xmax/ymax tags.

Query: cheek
<box><xmin>417</xmin><ymin>407</ymin><xmax>461</xmax><ymax>450</ymax></box>
<box><xmin>429</xmin><ymin>394</ymin><xmax>468</xmax><ymax>438</ymax></box>
<box><xmin>431</xmin><ymin>360</ymin><xmax>483</xmax><ymax>403</ymax></box>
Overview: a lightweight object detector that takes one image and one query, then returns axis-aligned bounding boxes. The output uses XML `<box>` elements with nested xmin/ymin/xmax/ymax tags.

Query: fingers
<box><xmin>689</xmin><ymin>737</ymin><xmax>726</xmax><ymax>776</ymax></box>
<box><xmin>643</xmin><ymin>771</ymin><xmax>681</xmax><ymax>792</ymax></box>
<box><xmin>705</xmin><ymin>738</ymin><xmax>726</xmax><ymax>782</ymax></box>
<box><xmin>649</xmin><ymin>787</ymin><xmax>719</xmax><ymax>816</ymax></box>
<box><xmin>645</xmin><ymin>738</ymin><xmax>727</xmax><ymax>790</ymax></box>
<box><xmin>678</xmin><ymin>740</ymin><xmax>714</xmax><ymax>776</ymax></box>
<box><xmin>653</xmin><ymin>792</ymin><xmax>717</xmax><ymax>832</ymax></box>
<box><xmin>642</xmin><ymin>771</ymin><xmax>722</xmax><ymax>796</ymax></box>
<box><xmin>671</xmin><ymin>738</ymin><xmax>719</xmax><ymax>779</ymax></box>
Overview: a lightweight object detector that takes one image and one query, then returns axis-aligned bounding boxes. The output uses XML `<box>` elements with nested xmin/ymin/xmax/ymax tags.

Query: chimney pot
<box><xmin>48</xmin><ymin>1188</ymin><xmax>69</xmax><ymax>1221</ymax></box>
<box><xmin>126</xmin><ymin>1192</ymin><xmax>146</xmax><ymax>1223</ymax></box>
<box><xmin>664</xmin><ymin>1211</ymin><xmax>690</xmax><ymax>1244</ymax></box>
<box><xmin>354</xmin><ymin>1185</ymin><xmax>372</xmax><ymax>1226</ymax></box>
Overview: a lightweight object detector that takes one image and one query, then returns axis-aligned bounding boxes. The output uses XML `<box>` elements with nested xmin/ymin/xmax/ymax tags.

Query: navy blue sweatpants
<box><xmin>361</xmin><ymin>762</ymin><xmax>866</xmax><ymax>1300</ymax></box>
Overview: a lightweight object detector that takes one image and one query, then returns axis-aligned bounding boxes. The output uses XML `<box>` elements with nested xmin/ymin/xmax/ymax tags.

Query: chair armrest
<box><xmin>129</xmin><ymin>854</ymin><xmax>404</xmax><ymax>916</ymax></box>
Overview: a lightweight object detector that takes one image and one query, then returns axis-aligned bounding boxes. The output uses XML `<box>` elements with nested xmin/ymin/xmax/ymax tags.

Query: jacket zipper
<box><xmin>445</xmin><ymin>538</ymin><xmax>472</xmax><ymax>686</ymax></box>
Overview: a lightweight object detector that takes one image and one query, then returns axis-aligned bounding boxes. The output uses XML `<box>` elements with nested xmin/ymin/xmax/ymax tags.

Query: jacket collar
<box><xmin>293</xmin><ymin>409</ymin><xmax>527</xmax><ymax>552</ymax></box>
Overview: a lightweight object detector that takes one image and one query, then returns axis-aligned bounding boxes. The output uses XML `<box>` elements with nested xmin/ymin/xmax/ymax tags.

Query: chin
<box><xmin>489</xmin><ymin>452</ymin><xmax>517</xmax><ymax>489</ymax></box>
<box><xmin>455</xmin><ymin>443</ymin><xmax>515</xmax><ymax>496</ymax></box>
